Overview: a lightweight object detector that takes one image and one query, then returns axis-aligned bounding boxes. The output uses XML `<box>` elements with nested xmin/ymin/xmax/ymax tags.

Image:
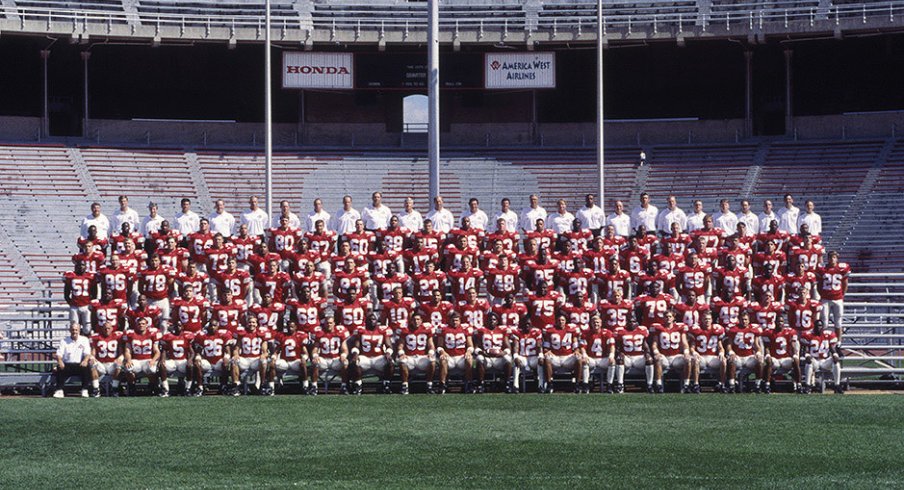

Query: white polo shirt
<box><xmin>140</xmin><ymin>214</ymin><xmax>165</xmax><ymax>237</ymax></box>
<box><xmin>737</xmin><ymin>211</ymin><xmax>760</xmax><ymax>236</ymax></box>
<box><xmin>208</xmin><ymin>211</ymin><xmax>236</xmax><ymax>237</ymax></box>
<box><xmin>547</xmin><ymin>212</ymin><xmax>576</xmax><ymax>234</ymax></box>
<box><xmin>777</xmin><ymin>206</ymin><xmax>800</xmax><ymax>234</ymax></box>
<box><xmin>241</xmin><ymin>208</ymin><xmax>270</xmax><ymax>236</ymax></box>
<box><xmin>575</xmin><ymin>205</ymin><xmax>606</xmax><ymax>230</ymax></box>
<box><xmin>520</xmin><ymin>206</ymin><xmax>547</xmax><ymax>232</ymax></box>
<box><xmin>461</xmin><ymin>209</ymin><xmax>489</xmax><ymax>230</ymax></box>
<box><xmin>630</xmin><ymin>205</ymin><xmax>659</xmax><ymax>233</ymax></box>
<box><xmin>174</xmin><ymin>211</ymin><xmax>201</xmax><ymax>235</ymax></box>
<box><xmin>713</xmin><ymin>211</ymin><xmax>738</xmax><ymax>234</ymax></box>
<box><xmin>798</xmin><ymin>211</ymin><xmax>822</xmax><ymax>236</ymax></box>
<box><xmin>398</xmin><ymin>210</ymin><xmax>424</xmax><ymax>233</ymax></box>
<box><xmin>56</xmin><ymin>335</ymin><xmax>91</xmax><ymax>364</ymax></box>
<box><xmin>332</xmin><ymin>208</ymin><xmax>361</xmax><ymax>236</ymax></box>
<box><xmin>426</xmin><ymin>208</ymin><xmax>455</xmax><ymax>233</ymax></box>
<box><xmin>80</xmin><ymin>214</ymin><xmax>111</xmax><ymax>239</ymax></box>
<box><xmin>758</xmin><ymin>212</ymin><xmax>778</xmax><ymax>233</ymax></box>
<box><xmin>362</xmin><ymin>205</ymin><xmax>393</xmax><ymax>230</ymax></box>
<box><xmin>686</xmin><ymin>211</ymin><xmax>707</xmax><ymax>232</ymax></box>
<box><xmin>303</xmin><ymin>211</ymin><xmax>329</xmax><ymax>232</ymax></box>
<box><xmin>606</xmin><ymin>212</ymin><xmax>631</xmax><ymax>237</ymax></box>
<box><xmin>656</xmin><ymin>207</ymin><xmax>688</xmax><ymax>234</ymax></box>
<box><xmin>493</xmin><ymin>210</ymin><xmax>519</xmax><ymax>232</ymax></box>
<box><xmin>111</xmin><ymin>208</ymin><xmax>141</xmax><ymax>234</ymax></box>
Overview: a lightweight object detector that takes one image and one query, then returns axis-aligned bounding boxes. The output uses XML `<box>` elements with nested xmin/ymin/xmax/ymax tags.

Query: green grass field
<box><xmin>2</xmin><ymin>394</ymin><xmax>903</xmax><ymax>489</ymax></box>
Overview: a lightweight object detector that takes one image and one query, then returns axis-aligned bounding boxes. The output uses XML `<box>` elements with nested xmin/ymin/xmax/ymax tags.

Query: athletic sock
<box><xmin>91</xmin><ymin>379</ymin><xmax>100</xmax><ymax>389</ymax></box>
<box><xmin>616</xmin><ymin>365</ymin><xmax>625</xmax><ymax>384</ymax></box>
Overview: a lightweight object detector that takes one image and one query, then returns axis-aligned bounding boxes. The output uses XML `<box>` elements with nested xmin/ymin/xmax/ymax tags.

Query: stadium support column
<box><xmin>264</xmin><ymin>0</ymin><xmax>274</xmax><ymax>218</ymax></box>
<box><xmin>41</xmin><ymin>50</ymin><xmax>50</xmax><ymax>139</ymax></box>
<box><xmin>744</xmin><ymin>50</ymin><xmax>753</xmax><ymax>138</ymax></box>
<box><xmin>81</xmin><ymin>51</ymin><xmax>90</xmax><ymax>139</ymax></box>
<box><xmin>596</xmin><ymin>0</ymin><xmax>605</xmax><ymax>207</ymax></box>
<box><xmin>427</xmin><ymin>0</ymin><xmax>440</xmax><ymax>202</ymax></box>
<box><xmin>784</xmin><ymin>48</ymin><xmax>793</xmax><ymax>136</ymax></box>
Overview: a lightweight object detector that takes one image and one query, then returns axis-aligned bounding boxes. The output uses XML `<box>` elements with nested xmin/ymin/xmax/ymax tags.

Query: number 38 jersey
<box><xmin>237</xmin><ymin>328</ymin><xmax>275</xmax><ymax>358</ymax></box>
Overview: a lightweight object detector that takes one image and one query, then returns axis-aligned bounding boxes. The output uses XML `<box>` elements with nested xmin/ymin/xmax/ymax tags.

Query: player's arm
<box><xmin>680</xmin><ymin>332</ymin><xmax>690</xmax><ymax>356</ymax></box>
<box><xmin>63</xmin><ymin>278</ymin><xmax>73</xmax><ymax>305</ymax></box>
<box><xmin>151</xmin><ymin>339</ymin><xmax>162</xmax><ymax>365</ymax></box>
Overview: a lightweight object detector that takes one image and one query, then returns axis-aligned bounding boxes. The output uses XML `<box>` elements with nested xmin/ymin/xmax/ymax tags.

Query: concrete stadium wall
<box><xmin>1</xmin><ymin>112</ymin><xmax>902</xmax><ymax>147</ymax></box>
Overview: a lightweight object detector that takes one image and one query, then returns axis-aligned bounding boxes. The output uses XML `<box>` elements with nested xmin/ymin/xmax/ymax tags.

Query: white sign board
<box><xmin>484</xmin><ymin>52</ymin><xmax>556</xmax><ymax>89</ymax></box>
<box><xmin>282</xmin><ymin>52</ymin><xmax>354</xmax><ymax>89</ymax></box>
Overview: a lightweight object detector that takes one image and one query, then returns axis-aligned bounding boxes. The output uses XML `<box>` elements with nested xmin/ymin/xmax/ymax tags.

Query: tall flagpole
<box><xmin>427</xmin><ymin>0</ymin><xmax>440</xmax><ymax>203</ymax></box>
<box><xmin>264</xmin><ymin>0</ymin><xmax>274</xmax><ymax>219</ymax></box>
<box><xmin>597</xmin><ymin>0</ymin><xmax>605</xmax><ymax>207</ymax></box>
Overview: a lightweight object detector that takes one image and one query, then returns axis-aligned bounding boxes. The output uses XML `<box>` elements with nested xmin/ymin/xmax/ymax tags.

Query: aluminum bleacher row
<box><xmin>0</xmin><ymin>138</ymin><xmax>903</xmax><ymax>386</ymax></box>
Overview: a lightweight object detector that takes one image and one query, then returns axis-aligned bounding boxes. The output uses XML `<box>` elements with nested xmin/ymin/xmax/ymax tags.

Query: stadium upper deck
<box><xmin>2</xmin><ymin>0</ymin><xmax>904</xmax><ymax>45</ymax></box>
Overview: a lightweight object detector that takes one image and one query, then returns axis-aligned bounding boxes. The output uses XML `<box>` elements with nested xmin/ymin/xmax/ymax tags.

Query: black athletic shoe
<box><xmin>426</xmin><ymin>384</ymin><xmax>436</xmax><ymax>395</ymax></box>
<box><xmin>834</xmin><ymin>385</ymin><xmax>845</xmax><ymax>395</ymax></box>
<box><xmin>437</xmin><ymin>382</ymin><xmax>447</xmax><ymax>394</ymax></box>
<box><xmin>604</xmin><ymin>383</ymin><xmax>614</xmax><ymax>394</ymax></box>
<box><xmin>763</xmin><ymin>383</ymin><xmax>772</xmax><ymax>395</ymax></box>
<box><xmin>655</xmin><ymin>384</ymin><xmax>665</xmax><ymax>394</ymax></box>
<box><xmin>381</xmin><ymin>382</ymin><xmax>392</xmax><ymax>395</ymax></box>
<box><xmin>400</xmin><ymin>384</ymin><xmax>409</xmax><ymax>395</ymax></box>
<box><xmin>614</xmin><ymin>383</ymin><xmax>625</xmax><ymax>394</ymax></box>
<box><xmin>339</xmin><ymin>385</ymin><xmax>349</xmax><ymax>395</ymax></box>
<box><xmin>692</xmin><ymin>384</ymin><xmax>701</xmax><ymax>394</ymax></box>
<box><xmin>713</xmin><ymin>382</ymin><xmax>723</xmax><ymax>394</ymax></box>
<box><xmin>646</xmin><ymin>384</ymin><xmax>655</xmax><ymax>394</ymax></box>
<box><xmin>476</xmin><ymin>383</ymin><xmax>486</xmax><ymax>394</ymax></box>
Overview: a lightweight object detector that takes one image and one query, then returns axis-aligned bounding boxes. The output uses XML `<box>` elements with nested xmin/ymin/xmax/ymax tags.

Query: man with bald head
<box><xmin>426</xmin><ymin>196</ymin><xmax>454</xmax><ymax>233</ymax></box>
<box><xmin>606</xmin><ymin>200</ymin><xmax>630</xmax><ymax>237</ymax></box>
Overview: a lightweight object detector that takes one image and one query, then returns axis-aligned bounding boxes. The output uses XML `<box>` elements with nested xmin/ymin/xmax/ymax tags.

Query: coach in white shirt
<box><xmin>606</xmin><ymin>200</ymin><xmax>631</xmax><ymax>237</ymax></box>
<box><xmin>208</xmin><ymin>199</ymin><xmax>236</xmax><ymax>237</ymax></box>
<box><xmin>174</xmin><ymin>198</ymin><xmax>200</xmax><ymax>235</ymax></box>
<box><xmin>140</xmin><ymin>202</ymin><xmax>165</xmax><ymax>237</ymax></box>
<box><xmin>656</xmin><ymin>195</ymin><xmax>687</xmax><ymax>235</ymax></box>
<box><xmin>758</xmin><ymin>199</ymin><xmax>778</xmax><ymax>233</ymax></box>
<box><xmin>362</xmin><ymin>192</ymin><xmax>393</xmax><ymax>231</ymax></box>
<box><xmin>737</xmin><ymin>200</ymin><xmax>759</xmax><ymax>237</ymax></box>
<box><xmin>80</xmin><ymin>202</ymin><xmax>110</xmax><ymax>239</ymax></box>
<box><xmin>575</xmin><ymin>194</ymin><xmax>606</xmax><ymax>234</ymax></box>
<box><xmin>111</xmin><ymin>196</ymin><xmax>140</xmax><ymax>234</ymax></box>
<box><xmin>493</xmin><ymin>197</ymin><xmax>519</xmax><ymax>232</ymax></box>
<box><xmin>686</xmin><ymin>200</ymin><xmax>707</xmax><ymax>232</ymax></box>
<box><xmin>52</xmin><ymin>322</ymin><xmax>93</xmax><ymax>398</ymax></box>
<box><xmin>797</xmin><ymin>200</ymin><xmax>822</xmax><ymax>236</ymax></box>
<box><xmin>332</xmin><ymin>195</ymin><xmax>361</xmax><ymax>236</ymax></box>
<box><xmin>547</xmin><ymin>199</ymin><xmax>576</xmax><ymax>234</ymax></box>
<box><xmin>777</xmin><ymin>194</ymin><xmax>800</xmax><ymax>234</ymax></box>
<box><xmin>519</xmin><ymin>195</ymin><xmax>547</xmax><ymax>233</ymax></box>
<box><xmin>461</xmin><ymin>198</ymin><xmax>489</xmax><ymax>230</ymax></box>
<box><xmin>630</xmin><ymin>193</ymin><xmax>659</xmax><ymax>233</ymax></box>
<box><xmin>426</xmin><ymin>195</ymin><xmax>455</xmax><ymax>233</ymax></box>
<box><xmin>398</xmin><ymin>197</ymin><xmax>423</xmax><ymax>232</ymax></box>
<box><xmin>303</xmin><ymin>199</ymin><xmax>329</xmax><ymax>232</ymax></box>
<box><xmin>241</xmin><ymin>196</ymin><xmax>270</xmax><ymax>237</ymax></box>
<box><xmin>712</xmin><ymin>199</ymin><xmax>738</xmax><ymax>233</ymax></box>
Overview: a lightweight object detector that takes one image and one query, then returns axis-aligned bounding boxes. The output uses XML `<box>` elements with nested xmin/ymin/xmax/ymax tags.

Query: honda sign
<box><xmin>283</xmin><ymin>52</ymin><xmax>354</xmax><ymax>89</ymax></box>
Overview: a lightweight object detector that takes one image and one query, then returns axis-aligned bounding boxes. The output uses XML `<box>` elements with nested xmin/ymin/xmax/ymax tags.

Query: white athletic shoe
<box><xmin>80</xmin><ymin>389</ymin><xmax>89</xmax><ymax>398</ymax></box>
<box><xmin>52</xmin><ymin>390</ymin><xmax>64</xmax><ymax>398</ymax></box>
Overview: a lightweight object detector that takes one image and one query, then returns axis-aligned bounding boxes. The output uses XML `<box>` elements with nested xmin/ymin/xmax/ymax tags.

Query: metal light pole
<box><xmin>427</xmin><ymin>0</ymin><xmax>440</xmax><ymax>203</ymax></box>
<box><xmin>264</xmin><ymin>0</ymin><xmax>274</xmax><ymax>219</ymax></box>
<box><xmin>596</xmin><ymin>0</ymin><xmax>605</xmax><ymax>207</ymax></box>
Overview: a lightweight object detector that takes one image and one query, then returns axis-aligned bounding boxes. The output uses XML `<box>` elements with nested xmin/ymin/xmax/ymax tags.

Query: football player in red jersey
<box><xmin>64</xmin><ymin>261</ymin><xmax>98</xmax><ymax>333</ymax></box>
<box><xmin>335</xmin><ymin>285</ymin><xmax>372</xmax><ymax>333</ymax></box>
<box><xmin>817</xmin><ymin>251</ymin><xmax>851</xmax><ymax>339</ymax></box>
<box><xmin>97</xmin><ymin>253</ymin><xmax>133</xmax><ymax>304</ymax></box>
<box><xmin>380</xmin><ymin>286</ymin><xmax>417</xmax><ymax>331</ymax></box>
<box><xmin>419</xmin><ymin>289</ymin><xmax>455</xmax><ymax>327</ymax></box>
<box><xmin>346</xmin><ymin>219</ymin><xmax>377</xmax><ymax>256</ymax></box>
<box><xmin>90</xmin><ymin>289</ymin><xmax>127</xmax><ymax>333</ymax></box>
<box><xmin>272</xmin><ymin>322</ymin><xmax>311</xmax><ymax>394</ymax></box>
<box><xmin>662</xmin><ymin>222</ymin><xmax>692</xmax><ymax>256</ymax></box>
<box><xmin>190</xmin><ymin>320</ymin><xmax>234</xmax><ymax>396</ymax></box>
<box><xmin>456</xmin><ymin>287</ymin><xmax>490</xmax><ymax>330</ymax></box>
<box><xmin>231</xmin><ymin>315</ymin><xmax>275</xmax><ymax>396</ymax></box>
<box><xmin>511</xmin><ymin>315</ymin><xmax>546</xmax><ymax>393</ymax></box>
<box><xmin>247</xmin><ymin>241</ymin><xmax>281</xmax><ymax>275</ymax></box>
<box><xmin>436</xmin><ymin>312</ymin><xmax>475</xmax><ymax>394</ymax></box>
<box><xmin>752</xmin><ymin>263</ymin><xmax>785</xmax><ymax>303</ymax></box>
<box><xmin>448</xmin><ymin>255</ymin><xmax>483</xmax><ymax>303</ymax></box>
<box><xmin>485</xmin><ymin>254</ymin><xmax>520</xmax><ymax>304</ymax></box>
<box><xmin>561</xmin><ymin>290</ymin><xmax>596</xmax><ymax>331</ymax></box>
<box><xmin>580</xmin><ymin>315</ymin><xmax>616</xmax><ymax>393</ymax></box>
<box><xmin>287</xmin><ymin>286</ymin><xmax>325</xmax><ymax>335</ymax></box>
<box><xmin>524</xmin><ymin>247</ymin><xmax>559</xmax><ymax>294</ymax></box>
<box><xmin>748</xmin><ymin>290</ymin><xmax>782</xmax><ymax>331</ymax></box>
<box><xmin>170</xmin><ymin>286</ymin><xmax>209</xmax><ymax>333</ymax></box>
<box><xmin>713</xmin><ymin>254</ymin><xmax>748</xmax><ymax>300</ymax></box>
<box><xmin>292</xmin><ymin>260</ymin><xmax>327</xmax><ymax>303</ymax></box>
<box><xmin>634</xmin><ymin>282</ymin><xmax>676</xmax><ymax>328</ymax></box>
<box><xmin>786</xmin><ymin>287</ymin><xmax>820</xmax><ymax>334</ymax></box>
<box><xmin>250</xmin><ymin>293</ymin><xmax>286</xmax><ymax>331</ymax></box>
<box><xmin>396</xmin><ymin>313</ymin><xmax>437</xmax><ymax>394</ymax></box>
<box><xmin>372</xmin><ymin>261</ymin><xmax>411</xmax><ymax>301</ymax></box>
<box><xmin>762</xmin><ymin>317</ymin><xmax>801</xmax><ymax>394</ymax></box>
<box><xmin>802</xmin><ymin>320</ymin><xmax>843</xmax><ymax>394</ymax></box>
<box><xmin>177</xmin><ymin>262</ymin><xmax>209</xmax><ymax>300</ymax></box>
<box><xmin>112</xmin><ymin>222</ymin><xmax>144</xmax><ymax>254</ymax></box>
<box><xmin>563</xmin><ymin>218</ymin><xmax>593</xmax><ymax>252</ymax></box>
<box><xmin>268</xmin><ymin>215</ymin><xmax>302</xmax><ymax>267</ymax></box>
<box><xmin>524</xmin><ymin>218</ymin><xmax>556</xmax><ymax>253</ymax></box>
<box><xmin>89</xmin><ymin>320</ymin><xmax>124</xmax><ymax>397</ymax></box>
<box><xmin>675</xmin><ymin>253</ymin><xmax>712</xmax><ymax>304</ymax></box>
<box><xmin>614</xmin><ymin>318</ymin><xmax>653</xmax><ymax>393</ymax></box>
<box><xmin>254</xmin><ymin>258</ymin><xmax>291</xmax><ymax>303</ymax></box>
<box><xmin>211</xmin><ymin>290</ymin><xmax>248</xmax><ymax>332</ymax></box>
<box><xmin>72</xmin><ymin>239</ymin><xmax>106</xmax><ymax>275</ymax></box>
<box><xmin>474</xmin><ymin>313</ymin><xmax>514</xmax><ymax>393</ymax></box>
<box><xmin>305</xmin><ymin>219</ymin><xmax>337</xmax><ymax>276</ymax></box>
<box><xmin>122</xmin><ymin>316</ymin><xmax>161</xmax><ymax>395</ymax></box>
<box><xmin>493</xmin><ymin>293</ymin><xmax>528</xmax><ymax>331</ymax></box>
<box><xmin>597</xmin><ymin>257</ymin><xmax>631</xmax><ymax>302</ymax></box>
<box><xmin>348</xmin><ymin>313</ymin><xmax>394</xmax><ymax>394</ymax></box>
<box><xmin>751</xmin><ymin>239</ymin><xmax>787</xmax><ymax>276</ymax></box>
<box><xmin>711</xmin><ymin>292</ymin><xmax>748</xmax><ymax>329</ymax></box>
<box><xmin>204</xmin><ymin>233</ymin><xmax>236</xmax><ymax>275</ymax></box>
<box><xmin>158</xmin><ymin>321</ymin><xmax>195</xmax><ymax>397</ymax></box>
<box><xmin>126</xmin><ymin>294</ymin><xmax>162</xmax><ymax>331</ymax></box>
<box><xmin>231</xmin><ymin>224</ymin><xmax>261</xmax><ymax>271</ymax></box>
<box><xmin>542</xmin><ymin>314</ymin><xmax>582</xmax><ymax>393</ymax></box>
<box><xmin>785</xmin><ymin>261</ymin><xmax>817</xmax><ymax>303</ymax></box>
<box><xmin>138</xmin><ymin>254</ymin><xmax>175</xmax><ymax>328</ymax></box>
<box><xmin>213</xmin><ymin>256</ymin><xmax>252</xmax><ymax>303</ymax></box>
<box><xmin>527</xmin><ymin>281</ymin><xmax>564</xmax><ymax>330</ymax></box>
<box><xmin>689</xmin><ymin>310</ymin><xmax>726</xmax><ymax>393</ymax></box>
<box><xmin>486</xmin><ymin>217</ymin><xmax>519</xmax><ymax>253</ymax></box>
<box><xmin>311</xmin><ymin>315</ymin><xmax>350</xmax><ymax>395</ymax></box>
<box><xmin>116</xmin><ymin>237</ymin><xmax>148</xmax><ymax>276</ymax></box>
<box><xmin>412</xmin><ymin>260</ymin><xmax>446</xmax><ymax>303</ymax></box>
<box><xmin>651</xmin><ymin>311</ymin><xmax>691</xmax><ymax>393</ymax></box>
<box><xmin>673</xmin><ymin>290</ymin><xmax>706</xmax><ymax>329</ymax></box>
<box><xmin>789</xmin><ymin>234</ymin><xmax>824</xmax><ymax>272</ymax></box>
<box><xmin>559</xmin><ymin>257</ymin><xmax>595</xmax><ymax>301</ymax></box>
<box><xmin>598</xmin><ymin>287</ymin><xmax>632</xmax><ymax>331</ymax></box>
<box><xmin>333</xmin><ymin>256</ymin><xmax>370</xmax><ymax>303</ymax></box>
<box><xmin>725</xmin><ymin>311</ymin><xmax>764</xmax><ymax>393</ymax></box>
<box><xmin>403</xmin><ymin>236</ymin><xmax>439</xmax><ymax>276</ymax></box>
<box><xmin>159</xmin><ymin>236</ymin><xmax>190</xmax><ymax>273</ymax></box>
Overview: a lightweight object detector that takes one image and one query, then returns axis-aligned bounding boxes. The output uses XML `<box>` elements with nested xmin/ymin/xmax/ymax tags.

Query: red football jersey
<box><xmin>527</xmin><ymin>292</ymin><xmax>563</xmax><ymax>329</ymax></box>
<box><xmin>90</xmin><ymin>298</ymin><xmax>127</xmax><ymax>329</ymax></box>
<box><xmin>676</xmin><ymin>265</ymin><xmax>712</xmax><ymax>299</ymax></box>
<box><xmin>582</xmin><ymin>330</ymin><xmax>615</xmax><ymax>359</ymax></box>
<box><xmin>492</xmin><ymin>303</ymin><xmax>528</xmax><ymax>330</ymax></box>
<box><xmin>333</xmin><ymin>270</ymin><xmax>368</xmax><ymax>302</ymax></box>
<box><xmin>448</xmin><ymin>269</ymin><xmax>483</xmax><ymax>302</ymax></box>
<box><xmin>313</xmin><ymin>327</ymin><xmax>349</xmax><ymax>359</ymax></box>
<box><xmin>440</xmin><ymin>325</ymin><xmax>472</xmax><ymax>356</ymax></box>
<box><xmin>689</xmin><ymin>325</ymin><xmax>725</xmax><ymax>356</ymax></box>
<box><xmin>403</xmin><ymin>248</ymin><xmax>440</xmax><ymax>275</ymax></box>
<box><xmin>286</xmin><ymin>298</ymin><xmax>325</xmax><ymax>332</ymax></box>
<box><xmin>802</xmin><ymin>330</ymin><xmax>838</xmax><ymax>360</ymax></box>
<box><xmin>634</xmin><ymin>293</ymin><xmax>677</xmax><ymax>327</ymax></box>
<box><xmin>617</xmin><ymin>327</ymin><xmax>650</xmax><ymax>357</ymax></box>
<box><xmin>212</xmin><ymin>300</ymin><xmax>248</xmax><ymax>331</ymax></box>
<box><xmin>787</xmin><ymin>299</ymin><xmax>821</xmax><ymax>332</ymax></box>
<box><xmin>91</xmin><ymin>331</ymin><xmax>124</xmax><ymax>363</ymax></box>
<box><xmin>358</xmin><ymin>327</ymin><xmax>390</xmax><ymax>357</ymax></box>
<box><xmin>97</xmin><ymin>266</ymin><xmax>133</xmax><ymax>302</ymax></box>
<box><xmin>277</xmin><ymin>332</ymin><xmax>308</xmax><ymax>361</ymax></box>
<box><xmin>237</xmin><ymin>328</ymin><xmax>275</xmax><ymax>358</ymax></box>
<box><xmin>419</xmin><ymin>300</ymin><xmax>455</xmax><ymax>327</ymax></box>
<box><xmin>380</xmin><ymin>297</ymin><xmax>417</xmax><ymax>329</ymax></box>
<box><xmin>598</xmin><ymin>300</ymin><xmax>633</xmax><ymax>331</ymax></box>
<box><xmin>346</xmin><ymin>231</ymin><xmax>376</xmax><ymax>255</ymax></box>
<box><xmin>398</xmin><ymin>325</ymin><xmax>435</xmax><ymax>356</ymax></box>
<box><xmin>268</xmin><ymin>227</ymin><xmax>302</xmax><ymax>259</ymax></box>
<box><xmin>336</xmin><ymin>299</ymin><xmax>371</xmax><ymax>332</ymax></box>
<box><xmin>305</xmin><ymin>231</ymin><xmax>337</xmax><ymax>259</ymax></box>
<box><xmin>170</xmin><ymin>297</ymin><xmax>210</xmax><ymax>333</ymax></box>
<box><xmin>195</xmin><ymin>329</ymin><xmax>234</xmax><ymax>363</ymax></box>
<box><xmin>477</xmin><ymin>327</ymin><xmax>507</xmax><ymax>353</ymax></box>
<box><xmin>817</xmin><ymin>264</ymin><xmax>851</xmax><ymax>301</ymax></box>
<box><xmin>253</xmin><ymin>271</ymin><xmax>291</xmax><ymax>302</ymax></box>
<box><xmin>748</xmin><ymin>301</ymin><xmax>782</xmax><ymax>330</ymax></box>
<box><xmin>561</xmin><ymin>301</ymin><xmax>596</xmax><ymax>330</ymax></box>
<box><xmin>214</xmin><ymin>269</ymin><xmax>252</xmax><ymax>299</ymax></box>
<box><xmin>711</xmin><ymin>296</ymin><xmax>749</xmax><ymax>328</ymax></box>
<box><xmin>250</xmin><ymin>303</ymin><xmax>286</xmax><ymax>330</ymax></box>
<box><xmin>162</xmin><ymin>331</ymin><xmax>195</xmax><ymax>360</ymax></box>
<box><xmin>512</xmin><ymin>328</ymin><xmax>544</xmax><ymax>357</ymax></box>
<box><xmin>727</xmin><ymin>325</ymin><xmax>762</xmax><ymax>357</ymax></box>
<box><xmin>64</xmin><ymin>271</ymin><xmax>97</xmax><ymax>307</ymax></box>
<box><xmin>764</xmin><ymin>328</ymin><xmax>798</xmax><ymax>359</ymax></box>
<box><xmin>597</xmin><ymin>270</ymin><xmax>632</xmax><ymax>301</ymax></box>
<box><xmin>204</xmin><ymin>245</ymin><xmax>236</xmax><ymax>273</ymax></box>
<box><xmin>177</xmin><ymin>272</ymin><xmax>209</xmax><ymax>299</ymax></box>
<box><xmin>124</xmin><ymin>329</ymin><xmax>159</xmax><ymax>360</ymax></box>
<box><xmin>653</xmin><ymin>322</ymin><xmax>689</xmax><ymax>356</ymax></box>
<box><xmin>673</xmin><ymin>302</ymin><xmax>708</xmax><ymax>329</ymax></box>
<box><xmin>412</xmin><ymin>270</ymin><xmax>447</xmax><ymax>303</ymax></box>
<box><xmin>138</xmin><ymin>267</ymin><xmax>175</xmax><ymax>301</ymax></box>
<box><xmin>456</xmin><ymin>299</ymin><xmax>490</xmax><ymax>329</ymax></box>
<box><xmin>486</xmin><ymin>267</ymin><xmax>520</xmax><ymax>299</ymax></box>
<box><xmin>231</xmin><ymin>235</ymin><xmax>260</xmax><ymax>265</ymax></box>
<box><xmin>292</xmin><ymin>271</ymin><xmax>326</xmax><ymax>302</ymax></box>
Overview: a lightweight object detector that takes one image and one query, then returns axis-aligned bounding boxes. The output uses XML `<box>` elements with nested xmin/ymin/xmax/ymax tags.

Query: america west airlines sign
<box><xmin>484</xmin><ymin>52</ymin><xmax>556</xmax><ymax>89</ymax></box>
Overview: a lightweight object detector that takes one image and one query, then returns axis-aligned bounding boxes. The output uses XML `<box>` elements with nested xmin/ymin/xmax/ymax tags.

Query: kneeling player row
<box><xmin>79</xmin><ymin>299</ymin><xmax>843</xmax><ymax>396</ymax></box>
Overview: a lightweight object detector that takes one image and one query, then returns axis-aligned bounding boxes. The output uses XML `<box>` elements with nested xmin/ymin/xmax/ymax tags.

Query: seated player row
<box><xmin>73</xmin><ymin>288</ymin><xmax>842</xmax><ymax>397</ymax></box>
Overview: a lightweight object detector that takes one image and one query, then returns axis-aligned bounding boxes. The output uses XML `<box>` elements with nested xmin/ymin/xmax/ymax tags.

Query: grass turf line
<box><xmin>1</xmin><ymin>395</ymin><xmax>902</xmax><ymax>489</ymax></box>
